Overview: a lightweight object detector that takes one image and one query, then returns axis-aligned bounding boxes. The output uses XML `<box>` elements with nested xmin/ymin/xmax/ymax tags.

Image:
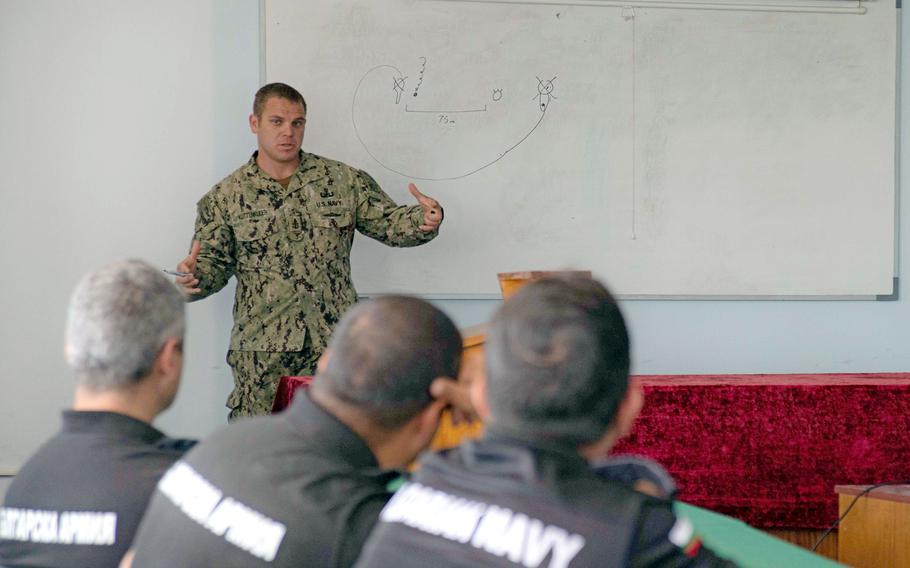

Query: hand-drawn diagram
<box><xmin>535</xmin><ymin>76</ymin><xmax>557</xmax><ymax>112</ymax></box>
<box><xmin>392</xmin><ymin>75</ymin><xmax>407</xmax><ymax>104</ymax></box>
<box><xmin>351</xmin><ymin>59</ymin><xmax>556</xmax><ymax>181</ymax></box>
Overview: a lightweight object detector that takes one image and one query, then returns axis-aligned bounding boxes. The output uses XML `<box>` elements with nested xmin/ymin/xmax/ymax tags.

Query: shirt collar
<box><xmin>475</xmin><ymin>429</ymin><xmax>593</xmax><ymax>475</ymax></box>
<box><xmin>281</xmin><ymin>391</ymin><xmax>379</xmax><ymax>469</ymax></box>
<box><xmin>244</xmin><ymin>151</ymin><xmax>329</xmax><ymax>196</ymax></box>
<box><xmin>61</xmin><ymin>410</ymin><xmax>166</xmax><ymax>445</ymax></box>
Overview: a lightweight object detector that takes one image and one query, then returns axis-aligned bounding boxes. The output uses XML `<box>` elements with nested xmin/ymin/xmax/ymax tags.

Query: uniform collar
<box><xmin>61</xmin><ymin>410</ymin><xmax>166</xmax><ymax>444</ymax></box>
<box><xmin>441</xmin><ymin>432</ymin><xmax>592</xmax><ymax>484</ymax></box>
<box><xmin>282</xmin><ymin>391</ymin><xmax>379</xmax><ymax>469</ymax></box>
<box><xmin>244</xmin><ymin>151</ymin><xmax>331</xmax><ymax>197</ymax></box>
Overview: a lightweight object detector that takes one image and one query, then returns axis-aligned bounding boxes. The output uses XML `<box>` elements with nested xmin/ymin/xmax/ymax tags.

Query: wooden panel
<box><xmin>838</xmin><ymin>492</ymin><xmax>910</xmax><ymax>568</ymax></box>
<box><xmin>837</xmin><ymin>484</ymin><xmax>910</xmax><ymax>504</ymax></box>
<box><xmin>767</xmin><ymin>529</ymin><xmax>838</xmax><ymax>562</ymax></box>
<box><xmin>497</xmin><ymin>271</ymin><xmax>591</xmax><ymax>299</ymax></box>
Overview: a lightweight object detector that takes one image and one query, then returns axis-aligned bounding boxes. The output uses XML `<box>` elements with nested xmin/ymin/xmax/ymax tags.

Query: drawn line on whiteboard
<box><xmin>534</xmin><ymin>75</ymin><xmax>557</xmax><ymax>112</ymax></box>
<box><xmin>623</xmin><ymin>6</ymin><xmax>637</xmax><ymax>240</ymax></box>
<box><xmin>352</xmin><ymin>63</ymin><xmax>553</xmax><ymax>181</ymax></box>
<box><xmin>393</xmin><ymin>75</ymin><xmax>407</xmax><ymax>104</ymax></box>
<box><xmin>413</xmin><ymin>57</ymin><xmax>426</xmax><ymax>98</ymax></box>
<box><xmin>405</xmin><ymin>105</ymin><xmax>488</xmax><ymax>113</ymax></box>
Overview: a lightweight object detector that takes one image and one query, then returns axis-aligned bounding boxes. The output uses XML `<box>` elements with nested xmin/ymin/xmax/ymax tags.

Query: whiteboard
<box><xmin>264</xmin><ymin>0</ymin><xmax>896</xmax><ymax>297</ymax></box>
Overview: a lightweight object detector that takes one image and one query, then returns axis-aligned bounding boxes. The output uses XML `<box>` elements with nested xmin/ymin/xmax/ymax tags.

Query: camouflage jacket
<box><xmin>191</xmin><ymin>152</ymin><xmax>438</xmax><ymax>352</ymax></box>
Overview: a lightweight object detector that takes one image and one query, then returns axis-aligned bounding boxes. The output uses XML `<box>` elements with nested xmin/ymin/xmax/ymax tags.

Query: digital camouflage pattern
<box><xmin>191</xmin><ymin>152</ymin><xmax>438</xmax><ymax>415</ymax></box>
<box><xmin>225</xmin><ymin>349</ymin><xmax>321</xmax><ymax>420</ymax></box>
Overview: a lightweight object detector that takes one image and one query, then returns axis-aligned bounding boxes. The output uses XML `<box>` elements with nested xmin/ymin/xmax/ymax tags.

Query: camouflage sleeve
<box><xmin>190</xmin><ymin>192</ymin><xmax>236</xmax><ymax>301</ymax></box>
<box><xmin>354</xmin><ymin>170</ymin><xmax>439</xmax><ymax>247</ymax></box>
<box><xmin>630</xmin><ymin>501</ymin><xmax>739</xmax><ymax>568</ymax></box>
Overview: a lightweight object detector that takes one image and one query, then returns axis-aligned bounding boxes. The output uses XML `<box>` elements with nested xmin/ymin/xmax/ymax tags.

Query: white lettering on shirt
<box><xmin>157</xmin><ymin>462</ymin><xmax>287</xmax><ymax>562</ymax></box>
<box><xmin>380</xmin><ymin>482</ymin><xmax>586</xmax><ymax>568</ymax></box>
<box><xmin>0</xmin><ymin>507</ymin><xmax>116</xmax><ymax>546</ymax></box>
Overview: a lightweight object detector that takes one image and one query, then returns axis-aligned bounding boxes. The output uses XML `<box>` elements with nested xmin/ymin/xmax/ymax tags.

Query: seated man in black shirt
<box><xmin>125</xmin><ymin>296</ymin><xmax>464</xmax><ymax>568</ymax></box>
<box><xmin>357</xmin><ymin>276</ymin><xmax>738</xmax><ymax>568</ymax></box>
<box><xmin>0</xmin><ymin>260</ymin><xmax>194</xmax><ymax>568</ymax></box>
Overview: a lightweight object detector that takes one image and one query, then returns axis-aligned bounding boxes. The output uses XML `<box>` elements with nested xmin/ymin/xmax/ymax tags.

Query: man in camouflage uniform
<box><xmin>174</xmin><ymin>83</ymin><xmax>443</xmax><ymax>420</ymax></box>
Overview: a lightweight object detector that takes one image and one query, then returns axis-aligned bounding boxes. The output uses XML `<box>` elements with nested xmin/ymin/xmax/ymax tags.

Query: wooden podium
<box><xmin>835</xmin><ymin>484</ymin><xmax>910</xmax><ymax>567</ymax></box>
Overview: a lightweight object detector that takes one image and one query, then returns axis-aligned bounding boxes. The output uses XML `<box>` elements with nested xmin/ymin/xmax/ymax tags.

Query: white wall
<box><xmin>0</xmin><ymin>0</ymin><xmax>907</xmax><ymax>472</ymax></box>
<box><xmin>0</xmin><ymin>0</ymin><xmax>259</xmax><ymax>470</ymax></box>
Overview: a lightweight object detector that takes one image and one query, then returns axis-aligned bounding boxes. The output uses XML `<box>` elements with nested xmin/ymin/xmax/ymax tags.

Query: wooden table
<box><xmin>835</xmin><ymin>484</ymin><xmax>910</xmax><ymax>568</ymax></box>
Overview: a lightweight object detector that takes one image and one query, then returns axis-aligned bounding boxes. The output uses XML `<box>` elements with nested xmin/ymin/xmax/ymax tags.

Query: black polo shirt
<box><xmin>356</xmin><ymin>436</ymin><xmax>739</xmax><ymax>568</ymax></box>
<box><xmin>0</xmin><ymin>411</ymin><xmax>193</xmax><ymax>568</ymax></box>
<box><xmin>130</xmin><ymin>392</ymin><xmax>399</xmax><ymax>568</ymax></box>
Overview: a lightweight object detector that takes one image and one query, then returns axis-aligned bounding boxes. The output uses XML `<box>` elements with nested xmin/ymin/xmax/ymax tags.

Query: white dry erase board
<box><xmin>263</xmin><ymin>0</ymin><xmax>897</xmax><ymax>298</ymax></box>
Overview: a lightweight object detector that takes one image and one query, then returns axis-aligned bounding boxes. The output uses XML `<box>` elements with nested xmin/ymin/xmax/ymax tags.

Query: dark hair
<box><xmin>484</xmin><ymin>276</ymin><xmax>630</xmax><ymax>446</ymax></box>
<box><xmin>253</xmin><ymin>82</ymin><xmax>307</xmax><ymax>116</ymax></box>
<box><xmin>312</xmin><ymin>296</ymin><xmax>462</xmax><ymax>429</ymax></box>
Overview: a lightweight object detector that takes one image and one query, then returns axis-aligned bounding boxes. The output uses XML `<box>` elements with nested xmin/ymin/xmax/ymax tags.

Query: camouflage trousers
<box><xmin>225</xmin><ymin>349</ymin><xmax>321</xmax><ymax>421</ymax></box>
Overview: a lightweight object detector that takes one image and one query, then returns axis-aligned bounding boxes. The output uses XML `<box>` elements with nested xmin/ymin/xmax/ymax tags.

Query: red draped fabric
<box><xmin>613</xmin><ymin>374</ymin><xmax>910</xmax><ymax>529</ymax></box>
<box><xmin>272</xmin><ymin>375</ymin><xmax>313</xmax><ymax>413</ymax></box>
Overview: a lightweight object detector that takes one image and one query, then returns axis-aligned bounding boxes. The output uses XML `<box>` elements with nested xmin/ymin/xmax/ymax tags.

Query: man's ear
<box><xmin>316</xmin><ymin>349</ymin><xmax>331</xmax><ymax>374</ymax></box>
<box><xmin>149</xmin><ymin>337</ymin><xmax>183</xmax><ymax>409</ymax></box>
<box><xmin>380</xmin><ymin>398</ymin><xmax>448</xmax><ymax>470</ymax></box>
<box><xmin>419</xmin><ymin>398</ymin><xmax>447</xmax><ymax>437</ymax></box>
<box><xmin>249</xmin><ymin>113</ymin><xmax>260</xmax><ymax>134</ymax></box>
<box><xmin>581</xmin><ymin>380</ymin><xmax>646</xmax><ymax>461</ymax></box>
<box><xmin>469</xmin><ymin>373</ymin><xmax>491</xmax><ymax>422</ymax></box>
<box><xmin>614</xmin><ymin>380</ymin><xmax>644</xmax><ymax>439</ymax></box>
<box><xmin>153</xmin><ymin>337</ymin><xmax>183</xmax><ymax>389</ymax></box>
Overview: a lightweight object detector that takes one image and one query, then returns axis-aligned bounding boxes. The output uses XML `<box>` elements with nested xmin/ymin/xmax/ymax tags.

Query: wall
<box><xmin>0</xmin><ymin>0</ymin><xmax>906</xmax><ymax>472</ymax></box>
<box><xmin>0</xmin><ymin>0</ymin><xmax>259</xmax><ymax>469</ymax></box>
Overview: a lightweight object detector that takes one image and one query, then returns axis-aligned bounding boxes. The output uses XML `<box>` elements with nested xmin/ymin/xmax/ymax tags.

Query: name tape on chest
<box><xmin>0</xmin><ymin>507</ymin><xmax>116</xmax><ymax>546</ymax></box>
<box><xmin>380</xmin><ymin>482</ymin><xmax>585</xmax><ymax>568</ymax></box>
<box><xmin>157</xmin><ymin>462</ymin><xmax>287</xmax><ymax>562</ymax></box>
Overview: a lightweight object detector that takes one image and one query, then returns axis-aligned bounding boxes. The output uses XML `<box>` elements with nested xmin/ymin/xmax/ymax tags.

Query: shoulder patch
<box><xmin>668</xmin><ymin>516</ymin><xmax>703</xmax><ymax>557</ymax></box>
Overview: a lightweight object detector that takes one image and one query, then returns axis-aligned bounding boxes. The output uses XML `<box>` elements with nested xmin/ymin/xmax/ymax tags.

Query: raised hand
<box><xmin>408</xmin><ymin>183</ymin><xmax>443</xmax><ymax>233</ymax></box>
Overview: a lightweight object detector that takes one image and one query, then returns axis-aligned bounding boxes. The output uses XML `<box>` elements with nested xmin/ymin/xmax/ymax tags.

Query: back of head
<box><xmin>484</xmin><ymin>276</ymin><xmax>630</xmax><ymax>446</ymax></box>
<box><xmin>312</xmin><ymin>296</ymin><xmax>462</xmax><ymax>429</ymax></box>
<box><xmin>65</xmin><ymin>259</ymin><xmax>186</xmax><ymax>390</ymax></box>
<box><xmin>253</xmin><ymin>82</ymin><xmax>307</xmax><ymax>116</ymax></box>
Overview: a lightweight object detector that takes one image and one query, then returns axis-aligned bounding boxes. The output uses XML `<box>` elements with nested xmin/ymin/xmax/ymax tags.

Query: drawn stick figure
<box><xmin>393</xmin><ymin>75</ymin><xmax>407</xmax><ymax>104</ymax></box>
<box><xmin>534</xmin><ymin>75</ymin><xmax>557</xmax><ymax>112</ymax></box>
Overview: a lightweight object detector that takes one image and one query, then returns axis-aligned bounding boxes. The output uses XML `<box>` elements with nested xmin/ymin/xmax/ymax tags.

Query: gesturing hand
<box><xmin>175</xmin><ymin>240</ymin><xmax>202</xmax><ymax>295</ymax></box>
<box><xmin>430</xmin><ymin>377</ymin><xmax>478</xmax><ymax>425</ymax></box>
<box><xmin>408</xmin><ymin>183</ymin><xmax>443</xmax><ymax>233</ymax></box>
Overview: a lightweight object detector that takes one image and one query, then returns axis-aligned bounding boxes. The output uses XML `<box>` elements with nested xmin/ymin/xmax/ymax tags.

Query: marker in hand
<box><xmin>173</xmin><ymin>240</ymin><xmax>202</xmax><ymax>295</ymax></box>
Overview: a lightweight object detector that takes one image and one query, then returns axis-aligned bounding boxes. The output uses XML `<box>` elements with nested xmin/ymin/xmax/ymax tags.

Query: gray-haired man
<box><xmin>0</xmin><ymin>260</ymin><xmax>195</xmax><ymax>568</ymax></box>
